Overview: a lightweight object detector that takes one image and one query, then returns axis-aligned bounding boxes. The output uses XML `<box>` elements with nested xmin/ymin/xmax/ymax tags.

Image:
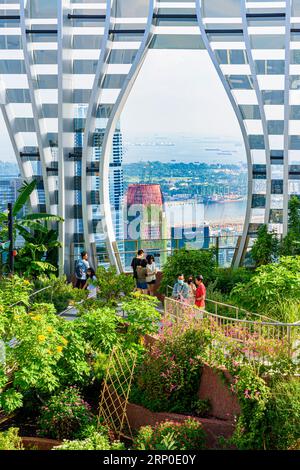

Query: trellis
<box><xmin>98</xmin><ymin>346</ymin><xmax>137</xmax><ymax>440</ymax></box>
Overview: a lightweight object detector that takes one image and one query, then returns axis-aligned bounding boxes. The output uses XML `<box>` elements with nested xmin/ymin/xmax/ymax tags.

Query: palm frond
<box><xmin>12</xmin><ymin>180</ymin><xmax>37</xmax><ymax>216</ymax></box>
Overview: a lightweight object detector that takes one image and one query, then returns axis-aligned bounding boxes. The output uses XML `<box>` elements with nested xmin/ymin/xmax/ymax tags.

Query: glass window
<box><xmin>250</xmin><ymin>35</ymin><xmax>285</xmax><ymax>49</ymax></box>
<box><xmin>226</xmin><ymin>75</ymin><xmax>253</xmax><ymax>89</ymax></box>
<box><xmin>252</xmin><ymin>194</ymin><xmax>265</xmax><ymax>208</ymax></box>
<box><xmin>249</xmin><ymin>135</ymin><xmax>265</xmax><ymax>149</ymax></box>
<box><xmin>30</xmin><ymin>0</ymin><xmax>57</xmax><ymax>18</ymax></box>
<box><xmin>293</xmin><ymin>0</ymin><xmax>300</xmax><ymax>15</ymax></box>
<box><xmin>269</xmin><ymin>209</ymin><xmax>283</xmax><ymax>224</ymax></box>
<box><xmin>291</xmin><ymin>50</ymin><xmax>300</xmax><ymax>64</ymax></box>
<box><xmin>73</xmin><ymin>60</ymin><xmax>98</xmax><ymax>74</ymax></box>
<box><xmin>73</xmin><ymin>90</ymin><xmax>91</xmax><ymax>103</ymax></box>
<box><xmin>202</xmin><ymin>0</ymin><xmax>241</xmax><ymax>17</ymax></box>
<box><xmin>109</xmin><ymin>49</ymin><xmax>137</xmax><ymax>64</ymax></box>
<box><xmin>290</xmin><ymin>76</ymin><xmax>300</xmax><ymax>90</ymax></box>
<box><xmin>37</xmin><ymin>75</ymin><xmax>58</xmax><ymax>89</ymax></box>
<box><xmin>271</xmin><ymin>180</ymin><xmax>283</xmax><ymax>194</ymax></box>
<box><xmin>42</xmin><ymin>104</ymin><xmax>58</xmax><ymax>118</ymax></box>
<box><xmin>33</xmin><ymin>50</ymin><xmax>57</xmax><ymax>64</ymax></box>
<box><xmin>73</xmin><ymin>36</ymin><xmax>102</xmax><ymax>49</ymax></box>
<box><xmin>114</xmin><ymin>0</ymin><xmax>149</xmax><ymax>17</ymax></box>
<box><xmin>6</xmin><ymin>89</ymin><xmax>30</xmax><ymax>103</ymax></box>
<box><xmin>262</xmin><ymin>90</ymin><xmax>284</xmax><ymax>105</ymax></box>
<box><xmin>103</xmin><ymin>75</ymin><xmax>125</xmax><ymax>89</ymax></box>
<box><xmin>0</xmin><ymin>36</ymin><xmax>21</xmax><ymax>49</ymax></box>
<box><xmin>255</xmin><ymin>60</ymin><xmax>285</xmax><ymax>75</ymax></box>
<box><xmin>267</xmin><ymin>121</ymin><xmax>284</xmax><ymax>135</ymax></box>
<box><xmin>253</xmin><ymin>164</ymin><xmax>266</xmax><ymax>179</ymax></box>
<box><xmin>290</xmin><ymin>136</ymin><xmax>300</xmax><ymax>150</ymax></box>
<box><xmin>239</xmin><ymin>105</ymin><xmax>260</xmax><ymax>119</ymax></box>
<box><xmin>0</xmin><ymin>61</ymin><xmax>25</xmax><ymax>74</ymax></box>
<box><xmin>290</xmin><ymin>106</ymin><xmax>300</xmax><ymax>119</ymax></box>
<box><xmin>207</xmin><ymin>32</ymin><xmax>243</xmax><ymax>42</ymax></box>
<box><xmin>289</xmin><ymin>165</ymin><xmax>300</xmax><ymax>179</ymax></box>
<box><xmin>215</xmin><ymin>49</ymin><xmax>247</xmax><ymax>64</ymax></box>
<box><xmin>270</xmin><ymin>150</ymin><xmax>284</xmax><ymax>164</ymax></box>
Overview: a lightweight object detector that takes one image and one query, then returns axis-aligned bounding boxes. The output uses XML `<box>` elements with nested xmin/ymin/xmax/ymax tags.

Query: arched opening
<box><xmin>109</xmin><ymin>47</ymin><xmax>247</xmax><ymax>270</ymax></box>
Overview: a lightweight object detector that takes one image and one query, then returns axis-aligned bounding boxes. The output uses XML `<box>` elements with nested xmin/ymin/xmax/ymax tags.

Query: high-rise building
<box><xmin>125</xmin><ymin>183</ymin><xmax>168</xmax><ymax>269</ymax></box>
<box><xmin>0</xmin><ymin>1</ymin><xmax>298</xmax><ymax>273</ymax></box>
<box><xmin>0</xmin><ymin>175</ymin><xmax>23</xmax><ymax>213</ymax></box>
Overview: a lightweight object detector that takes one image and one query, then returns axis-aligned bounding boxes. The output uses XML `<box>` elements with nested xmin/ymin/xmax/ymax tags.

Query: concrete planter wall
<box><xmin>21</xmin><ymin>437</ymin><xmax>61</xmax><ymax>450</ymax></box>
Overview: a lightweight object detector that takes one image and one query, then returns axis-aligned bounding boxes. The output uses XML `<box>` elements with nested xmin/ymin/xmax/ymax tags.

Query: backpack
<box><xmin>75</xmin><ymin>259</ymin><xmax>85</xmax><ymax>278</ymax></box>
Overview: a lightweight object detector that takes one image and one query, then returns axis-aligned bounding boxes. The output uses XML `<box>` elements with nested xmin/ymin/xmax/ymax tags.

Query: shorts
<box><xmin>137</xmin><ymin>281</ymin><xmax>148</xmax><ymax>290</ymax></box>
<box><xmin>147</xmin><ymin>279</ymin><xmax>156</xmax><ymax>285</ymax></box>
<box><xmin>75</xmin><ymin>278</ymin><xmax>86</xmax><ymax>289</ymax></box>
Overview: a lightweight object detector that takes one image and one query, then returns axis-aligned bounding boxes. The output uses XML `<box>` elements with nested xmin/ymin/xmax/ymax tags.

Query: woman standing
<box><xmin>146</xmin><ymin>254</ymin><xmax>157</xmax><ymax>296</ymax></box>
<box><xmin>187</xmin><ymin>276</ymin><xmax>196</xmax><ymax>304</ymax></box>
<box><xmin>136</xmin><ymin>259</ymin><xmax>148</xmax><ymax>294</ymax></box>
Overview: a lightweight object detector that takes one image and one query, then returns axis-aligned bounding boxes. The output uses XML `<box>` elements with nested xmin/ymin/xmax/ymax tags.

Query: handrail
<box><xmin>164</xmin><ymin>293</ymin><xmax>296</xmax><ymax>325</ymax></box>
<box><xmin>8</xmin><ymin>285</ymin><xmax>53</xmax><ymax>308</ymax></box>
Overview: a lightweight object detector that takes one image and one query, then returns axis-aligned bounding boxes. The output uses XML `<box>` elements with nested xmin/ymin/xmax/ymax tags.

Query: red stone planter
<box><xmin>21</xmin><ymin>437</ymin><xmax>62</xmax><ymax>450</ymax></box>
<box><xmin>126</xmin><ymin>402</ymin><xmax>235</xmax><ymax>449</ymax></box>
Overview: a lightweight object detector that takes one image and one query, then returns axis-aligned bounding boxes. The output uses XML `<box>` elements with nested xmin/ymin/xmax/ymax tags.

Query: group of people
<box><xmin>172</xmin><ymin>274</ymin><xmax>206</xmax><ymax>309</ymax></box>
<box><xmin>130</xmin><ymin>249</ymin><xmax>157</xmax><ymax>295</ymax></box>
<box><xmin>74</xmin><ymin>251</ymin><xmax>97</xmax><ymax>298</ymax></box>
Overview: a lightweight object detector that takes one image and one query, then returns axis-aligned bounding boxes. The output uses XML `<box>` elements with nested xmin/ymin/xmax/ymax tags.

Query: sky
<box><xmin>0</xmin><ymin>49</ymin><xmax>244</xmax><ymax>163</ymax></box>
<box><xmin>121</xmin><ymin>49</ymin><xmax>243</xmax><ymax>140</ymax></box>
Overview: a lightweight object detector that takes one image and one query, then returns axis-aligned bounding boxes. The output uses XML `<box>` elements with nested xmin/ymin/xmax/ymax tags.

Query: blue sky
<box><xmin>0</xmin><ymin>49</ymin><xmax>244</xmax><ymax>163</ymax></box>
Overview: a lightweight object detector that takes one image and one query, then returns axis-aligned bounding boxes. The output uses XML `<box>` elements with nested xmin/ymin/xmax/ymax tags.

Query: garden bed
<box><xmin>21</xmin><ymin>437</ymin><xmax>61</xmax><ymax>451</ymax></box>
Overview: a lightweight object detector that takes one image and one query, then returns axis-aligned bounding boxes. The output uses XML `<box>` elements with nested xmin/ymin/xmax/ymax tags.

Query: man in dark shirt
<box><xmin>131</xmin><ymin>249</ymin><xmax>145</xmax><ymax>281</ymax></box>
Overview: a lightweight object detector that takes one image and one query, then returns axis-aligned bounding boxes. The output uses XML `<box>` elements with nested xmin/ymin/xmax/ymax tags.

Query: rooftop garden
<box><xmin>0</xmin><ymin>188</ymin><xmax>299</xmax><ymax>451</ymax></box>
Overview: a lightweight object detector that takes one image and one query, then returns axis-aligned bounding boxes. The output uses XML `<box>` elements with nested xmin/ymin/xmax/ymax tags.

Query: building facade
<box><xmin>0</xmin><ymin>0</ymin><xmax>298</xmax><ymax>273</ymax></box>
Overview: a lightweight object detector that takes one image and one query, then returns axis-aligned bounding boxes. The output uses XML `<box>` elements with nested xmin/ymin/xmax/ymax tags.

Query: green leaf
<box><xmin>12</xmin><ymin>180</ymin><xmax>37</xmax><ymax>216</ymax></box>
<box><xmin>22</xmin><ymin>213</ymin><xmax>63</xmax><ymax>222</ymax></box>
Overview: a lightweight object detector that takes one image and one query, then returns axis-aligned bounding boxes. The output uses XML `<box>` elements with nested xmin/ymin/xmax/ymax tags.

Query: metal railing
<box><xmin>164</xmin><ymin>297</ymin><xmax>300</xmax><ymax>363</ymax></box>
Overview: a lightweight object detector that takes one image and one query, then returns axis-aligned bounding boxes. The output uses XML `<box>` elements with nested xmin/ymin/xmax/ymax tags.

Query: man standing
<box><xmin>75</xmin><ymin>251</ymin><xmax>90</xmax><ymax>289</ymax></box>
<box><xmin>172</xmin><ymin>274</ymin><xmax>189</xmax><ymax>301</ymax></box>
<box><xmin>195</xmin><ymin>275</ymin><xmax>206</xmax><ymax>309</ymax></box>
<box><xmin>131</xmin><ymin>249</ymin><xmax>144</xmax><ymax>283</ymax></box>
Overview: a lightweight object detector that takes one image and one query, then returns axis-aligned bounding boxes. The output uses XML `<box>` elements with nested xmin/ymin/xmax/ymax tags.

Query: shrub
<box><xmin>53</xmin><ymin>428</ymin><xmax>125</xmax><ymax>450</ymax></box>
<box><xmin>133</xmin><ymin>418</ymin><xmax>206</xmax><ymax>450</ymax></box>
<box><xmin>159</xmin><ymin>248</ymin><xmax>216</xmax><ymax>294</ymax></box>
<box><xmin>265</xmin><ymin>378</ymin><xmax>300</xmax><ymax>450</ymax></box>
<box><xmin>120</xmin><ymin>293</ymin><xmax>161</xmax><ymax>342</ymax></box>
<box><xmin>37</xmin><ymin>386</ymin><xmax>95</xmax><ymax>440</ymax></box>
<box><xmin>213</xmin><ymin>267</ymin><xmax>254</xmax><ymax>295</ymax></box>
<box><xmin>34</xmin><ymin>275</ymin><xmax>87</xmax><ymax>313</ymax></box>
<box><xmin>93</xmin><ymin>265</ymin><xmax>135</xmax><ymax>305</ymax></box>
<box><xmin>231</xmin><ymin>256</ymin><xmax>300</xmax><ymax>321</ymax></box>
<box><xmin>130</xmin><ymin>316</ymin><xmax>211</xmax><ymax>413</ymax></box>
<box><xmin>250</xmin><ymin>224</ymin><xmax>279</xmax><ymax>267</ymax></box>
<box><xmin>74</xmin><ymin>306</ymin><xmax>120</xmax><ymax>353</ymax></box>
<box><xmin>0</xmin><ymin>428</ymin><xmax>24</xmax><ymax>450</ymax></box>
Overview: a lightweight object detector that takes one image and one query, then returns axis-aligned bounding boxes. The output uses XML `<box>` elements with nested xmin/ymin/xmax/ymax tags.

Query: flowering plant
<box><xmin>133</xmin><ymin>418</ymin><xmax>206</xmax><ymax>450</ymax></box>
<box><xmin>37</xmin><ymin>386</ymin><xmax>95</xmax><ymax>440</ymax></box>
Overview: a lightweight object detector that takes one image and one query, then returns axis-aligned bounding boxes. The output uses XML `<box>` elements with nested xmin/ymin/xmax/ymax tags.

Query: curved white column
<box><xmin>20</xmin><ymin>0</ymin><xmax>52</xmax><ymax>215</ymax></box>
<box><xmin>196</xmin><ymin>0</ymin><xmax>253</xmax><ymax>267</ymax></box>
<box><xmin>81</xmin><ymin>0</ymin><xmax>113</xmax><ymax>269</ymax></box>
<box><xmin>83</xmin><ymin>0</ymin><xmax>157</xmax><ymax>271</ymax></box>
<box><xmin>283</xmin><ymin>1</ymin><xmax>292</xmax><ymax>235</ymax></box>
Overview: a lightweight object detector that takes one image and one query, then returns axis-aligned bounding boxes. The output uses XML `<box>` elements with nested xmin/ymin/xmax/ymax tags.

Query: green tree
<box><xmin>250</xmin><ymin>224</ymin><xmax>279</xmax><ymax>267</ymax></box>
<box><xmin>159</xmin><ymin>248</ymin><xmax>217</xmax><ymax>295</ymax></box>
<box><xmin>280</xmin><ymin>196</ymin><xmax>300</xmax><ymax>256</ymax></box>
<box><xmin>0</xmin><ymin>180</ymin><xmax>62</xmax><ymax>276</ymax></box>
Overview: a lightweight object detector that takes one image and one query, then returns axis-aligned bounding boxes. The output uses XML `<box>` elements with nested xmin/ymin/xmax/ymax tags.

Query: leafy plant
<box><xmin>213</xmin><ymin>267</ymin><xmax>254</xmax><ymax>295</ymax></box>
<box><xmin>37</xmin><ymin>386</ymin><xmax>95</xmax><ymax>440</ymax></box>
<box><xmin>133</xmin><ymin>418</ymin><xmax>206</xmax><ymax>450</ymax></box>
<box><xmin>0</xmin><ymin>427</ymin><xmax>24</xmax><ymax>450</ymax></box>
<box><xmin>53</xmin><ymin>429</ymin><xmax>125</xmax><ymax>450</ymax></box>
<box><xmin>120</xmin><ymin>293</ymin><xmax>161</xmax><ymax>342</ymax></box>
<box><xmin>34</xmin><ymin>275</ymin><xmax>87</xmax><ymax>313</ymax></box>
<box><xmin>92</xmin><ymin>265</ymin><xmax>135</xmax><ymax>305</ymax></box>
<box><xmin>191</xmin><ymin>398</ymin><xmax>211</xmax><ymax>418</ymax></box>
<box><xmin>250</xmin><ymin>224</ymin><xmax>279</xmax><ymax>267</ymax></box>
<box><xmin>231</xmin><ymin>256</ymin><xmax>300</xmax><ymax>321</ymax></box>
<box><xmin>130</xmin><ymin>315</ymin><xmax>211</xmax><ymax>413</ymax></box>
<box><xmin>280</xmin><ymin>196</ymin><xmax>300</xmax><ymax>256</ymax></box>
<box><xmin>159</xmin><ymin>248</ymin><xmax>217</xmax><ymax>294</ymax></box>
<box><xmin>0</xmin><ymin>180</ymin><xmax>62</xmax><ymax>276</ymax></box>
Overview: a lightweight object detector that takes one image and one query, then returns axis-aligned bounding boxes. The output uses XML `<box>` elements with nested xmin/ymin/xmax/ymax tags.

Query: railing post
<box><xmin>287</xmin><ymin>325</ymin><xmax>291</xmax><ymax>358</ymax></box>
<box><xmin>216</xmin><ymin>236</ymin><xmax>219</xmax><ymax>267</ymax></box>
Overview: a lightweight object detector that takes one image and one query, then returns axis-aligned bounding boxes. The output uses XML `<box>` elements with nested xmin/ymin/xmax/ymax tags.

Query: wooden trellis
<box><xmin>98</xmin><ymin>346</ymin><xmax>137</xmax><ymax>440</ymax></box>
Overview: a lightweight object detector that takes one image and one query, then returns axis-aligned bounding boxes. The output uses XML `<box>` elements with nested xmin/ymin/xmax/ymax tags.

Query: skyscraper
<box><xmin>0</xmin><ymin>0</ymin><xmax>298</xmax><ymax>272</ymax></box>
